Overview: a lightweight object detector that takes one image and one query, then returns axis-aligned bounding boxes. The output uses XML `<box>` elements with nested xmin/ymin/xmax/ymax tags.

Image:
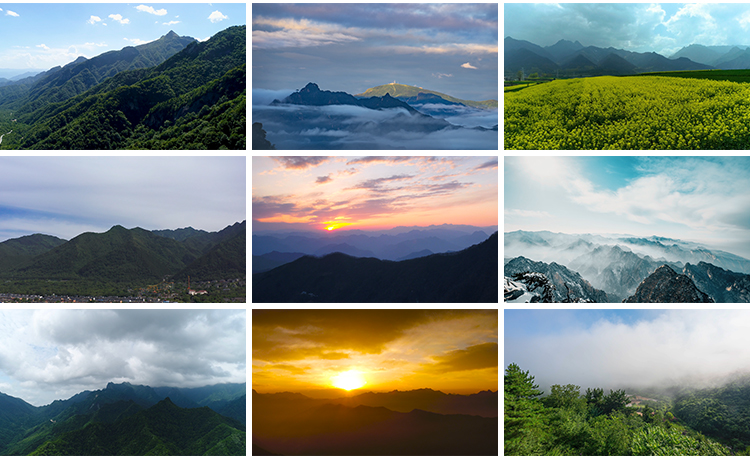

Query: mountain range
<box><xmin>0</xmin><ymin>25</ymin><xmax>245</xmax><ymax>150</ymax></box>
<box><xmin>253</xmin><ymin>82</ymin><xmax>498</xmax><ymax>149</ymax></box>
<box><xmin>252</xmin><ymin>388</ymin><xmax>497</xmax><ymax>456</ymax></box>
<box><xmin>504</xmin><ymin>230</ymin><xmax>750</xmax><ymax>303</ymax></box>
<box><xmin>0</xmin><ymin>221</ymin><xmax>245</xmax><ymax>298</ymax></box>
<box><xmin>253</xmin><ymin>231</ymin><xmax>498</xmax><ymax>303</ymax></box>
<box><xmin>0</xmin><ymin>381</ymin><xmax>245</xmax><ymax>455</ymax></box>
<box><xmin>504</xmin><ymin>37</ymin><xmax>737</xmax><ymax>77</ymax></box>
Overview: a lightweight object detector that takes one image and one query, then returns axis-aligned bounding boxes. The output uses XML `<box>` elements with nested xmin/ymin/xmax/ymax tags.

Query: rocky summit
<box><xmin>624</xmin><ymin>264</ymin><xmax>713</xmax><ymax>303</ymax></box>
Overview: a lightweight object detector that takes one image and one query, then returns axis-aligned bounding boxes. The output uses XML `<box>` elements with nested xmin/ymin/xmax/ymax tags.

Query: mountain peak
<box><xmin>302</xmin><ymin>82</ymin><xmax>320</xmax><ymax>92</ymax></box>
<box><xmin>624</xmin><ymin>264</ymin><xmax>713</xmax><ymax>303</ymax></box>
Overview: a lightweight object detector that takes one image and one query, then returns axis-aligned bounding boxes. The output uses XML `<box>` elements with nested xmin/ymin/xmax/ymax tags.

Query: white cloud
<box><xmin>163</xmin><ymin>20</ymin><xmax>180</xmax><ymax>26</ymax></box>
<box><xmin>108</xmin><ymin>13</ymin><xmax>129</xmax><ymax>25</ymax></box>
<box><xmin>0</xmin><ymin>310</ymin><xmax>246</xmax><ymax>406</ymax></box>
<box><xmin>6</xmin><ymin>10</ymin><xmax>19</xmax><ymax>17</ymax></box>
<box><xmin>504</xmin><ymin>209</ymin><xmax>552</xmax><ymax>219</ymax></box>
<box><xmin>208</xmin><ymin>10</ymin><xmax>228</xmax><ymax>23</ymax></box>
<box><xmin>87</xmin><ymin>15</ymin><xmax>102</xmax><ymax>25</ymax></box>
<box><xmin>135</xmin><ymin>5</ymin><xmax>167</xmax><ymax>16</ymax></box>
<box><xmin>124</xmin><ymin>37</ymin><xmax>148</xmax><ymax>46</ymax></box>
<box><xmin>461</xmin><ymin>62</ymin><xmax>478</xmax><ymax>69</ymax></box>
<box><xmin>507</xmin><ymin>310</ymin><xmax>750</xmax><ymax>392</ymax></box>
<box><xmin>36</xmin><ymin>44</ymin><xmax>50</xmax><ymax>50</ymax></box>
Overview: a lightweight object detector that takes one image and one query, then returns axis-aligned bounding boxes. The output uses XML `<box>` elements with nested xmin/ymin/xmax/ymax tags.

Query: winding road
<box><xmin>0</xmin><ymin>130</ymin><xmax>12</xmax><ymax>145</ymax></box>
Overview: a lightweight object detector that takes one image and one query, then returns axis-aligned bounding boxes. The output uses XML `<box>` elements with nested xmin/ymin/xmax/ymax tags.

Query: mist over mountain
<box><xmin>252</xmin><ymin>82</ymin><xmax>498</xmax><ymax>149</ymax></box>
<box><xmin>253</xmin><ymin>231</ymin><xmax>498</xmax><ymax>303</ymax></box>
<box><xmin>253</xmin><ymin>388</ymin><xmax>497</xmax><ymax>455</ymax></box>
<box><xmin>504</xmin><ymin>230</ymin><xmax>750</xmax><ymax>303</ymax></box>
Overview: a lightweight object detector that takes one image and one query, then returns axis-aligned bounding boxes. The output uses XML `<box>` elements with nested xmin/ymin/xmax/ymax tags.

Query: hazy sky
<box><xmin>253</xmin><ymin>156</ymin><xmax>498</xmax><ymax>232</ymax></box>
<box><xmin>0</xmin><ymin>156</ymin><xmax>245</xmax><ymax>242</ymax></box>
<box><xmin>504</xmin><ymin>3</ymin><xmax>750</xmax><ymax>56</ymax></box>
<box><xmin>0</xmin><ymin>309</ymin><xmax>246</xmax><ymax>406</ymax></box>
<box><xmin>252</xmin><ymin>3</ymin><xmax>498</xmax><ymax>102</ymax></box>
<box><xmin>504</xmin><ymin>156</ymin><xmax>750</xmax><ymax>259</ymax></box>
<box><xmin>0</xmin><ymin>3</ymin><xmax>245</xmax><ymax>74</ymax></box>
<box><xmin>253</xmin><ymin>309</ymin><xmax>498</xmax><ymax>396</ymax></box>
<box><xmin>505</xmin><ymin>309</ymin><xmax>750</xmax><ymax>393</ymax></box>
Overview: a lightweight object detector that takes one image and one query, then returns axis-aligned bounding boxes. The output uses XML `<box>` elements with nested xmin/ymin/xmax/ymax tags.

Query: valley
<box><xmin>504</xmin><ymin>230</ymin><xmax>750</xmax><ymax>303</ymax></box>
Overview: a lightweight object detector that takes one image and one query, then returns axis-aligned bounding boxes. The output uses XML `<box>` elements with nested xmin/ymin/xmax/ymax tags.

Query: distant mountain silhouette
<box><xmin>252</xmin><ymin>232</ymin><xmax>498</xmax><ymax>302</ymax></box>
<box><xmin>253</xmin><ymin>389</ymin><xmax>497</xmax><ymax>455</ymax></box>
<box><xmin>272</xmin><ymin>82</ymin><xmax>419</xmax><ymax>114</ymax></box>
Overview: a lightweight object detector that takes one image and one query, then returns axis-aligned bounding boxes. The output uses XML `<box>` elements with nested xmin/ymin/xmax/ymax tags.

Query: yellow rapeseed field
<box><xmin>505</xmin><ymin>76</ymin><xmax>750</xmax><ymax>149</ymax></box>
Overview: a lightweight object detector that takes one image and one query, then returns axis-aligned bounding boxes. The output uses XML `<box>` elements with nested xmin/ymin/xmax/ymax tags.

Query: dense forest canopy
<box><xmin>504</xmin><ymin>363</ymin><xmax>734</xmax><ymax>455</ymax></box>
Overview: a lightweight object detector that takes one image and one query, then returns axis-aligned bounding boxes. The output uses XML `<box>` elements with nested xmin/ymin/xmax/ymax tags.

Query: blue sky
<box><xmin>0</xmin><ymin>310</ymin><xmax>245</xmax><ymax>406</ymax></box>
<box><xmin>504</xmin><ymin>156</ymin><xmax>750</xmax><ymax>259</ymax></box>
<box><xmin>0</xmin><ymin>3</ymin><xmax>246</xmax><ymax>74</ymax></box>
<box><xmin>505</xmin><ymin>3</ymin><xmax>750</xmax><ymax>56</ymax></box>
<box><xmin>505</xmin><ymin>309</ymin><xmax>750</xmax><ymax>393</ymax></box>
<box><xmin>0</xmin><ymin>157</ymin><xmax>245</xmax><ymax>242</ymax></box>
<box><xmin>252</xmin><ymin>3</ymin><xmax>498</xmax><ymax>102</ymax></box>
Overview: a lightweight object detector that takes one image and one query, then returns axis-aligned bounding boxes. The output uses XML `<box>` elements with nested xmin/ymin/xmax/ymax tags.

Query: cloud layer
<box><xmin>0</xmin><ymin>309</ymin><xmax>245</xmax><ymax>406</ymax></box>
<box><xmin>505</xmin><ymin>310</ymin><xmax>750</xmax><ymax>393</ymax></box>
<box><xmin>505</xmin><ymin>3</ymin><xmax>750</xmax><ymax>56</ymax></box>
<box><xmin>0</xmin><ymin>157</ymin><xmax>245</xmax><ymax>242</ymax></box>
<box><xmin>505</xmin><ymin>156</ymin><xmax>750</xmax><ymax>259</ymax></box>
<box><xmin>252</xmin><ymin>3</ymin><xmax>497</xmax><ymax>102</ymax></box>
<box><xmin>252</xmin><ymin>156</ymin><xmax>498</xmax><ymax>231</ymax></box>
<box><xmin>253</xmin><ymin>309</ymin><xmax>497</xmax><ymax>394</ymax></box>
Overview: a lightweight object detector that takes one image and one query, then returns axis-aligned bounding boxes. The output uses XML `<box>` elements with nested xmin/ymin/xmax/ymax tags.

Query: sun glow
<box><xmin>321</xmin><ymin>221</ymin><xmax>353</xmax><ymax>231</ymax></box>
<box><xmin>330</xmin><ymin>370</ymin><xmax>367</xmax><ymax>391</ymax></box>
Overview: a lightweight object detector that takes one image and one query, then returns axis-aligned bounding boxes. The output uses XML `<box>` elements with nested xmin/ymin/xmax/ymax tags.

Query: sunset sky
<box><xmin>252</xmin><ymin>310</ymin><xmax>498</xmax><ymax>396</ymax></box>
<box><xmin>252</xmin><ymin>156</ymin><xmax>498</xmax><ymax>232</ymax></box>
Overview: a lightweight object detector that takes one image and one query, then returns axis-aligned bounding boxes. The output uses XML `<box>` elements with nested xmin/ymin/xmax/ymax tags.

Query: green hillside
<box><xmin>0</xmin><ymin>25</ymin><xmax>245</xmax><ymax>150</ymax></box>
<box><xmin>355</xmin><ymin>83</ymin><xmax>498</xmax><ymax>109</ymax></box>
<box><xmin>0</xmin><ymin>234</ymin><xmax>66</xmax><ymax>271</ymax></box>
<box><xmin>29</xmin><ymin>398</ymin><xmax>245</xmax><ymax>455</ymax></box>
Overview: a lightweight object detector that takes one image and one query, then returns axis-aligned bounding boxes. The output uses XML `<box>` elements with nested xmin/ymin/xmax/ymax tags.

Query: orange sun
<box><xmin>331</xmin><ymin>370</ymin><xmax>367</xmax><ymax>391</ymax></box>
<box><xmin>322</xmin><ymin>221</ymin><xmax>353</xmax><ymax>231</ymax></box>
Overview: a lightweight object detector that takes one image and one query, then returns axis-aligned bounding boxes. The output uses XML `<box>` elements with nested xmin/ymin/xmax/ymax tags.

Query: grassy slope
<box><xmin>355</xmin><ymin>83</ymin><xmax>498</xmax><ymax>109</ymax></box>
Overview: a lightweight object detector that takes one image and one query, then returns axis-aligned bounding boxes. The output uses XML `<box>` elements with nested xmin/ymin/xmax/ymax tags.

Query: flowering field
<box><xmin>505</xmin><ymin>75</ymin><xmax>750</xmax><ymax>149</ymax></box>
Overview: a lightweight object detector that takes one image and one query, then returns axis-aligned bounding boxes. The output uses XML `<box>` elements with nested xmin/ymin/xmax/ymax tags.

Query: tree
<box><xmin>544</xmin><ymin>384</ymin><xmax>586</xmax><ymax>413</ymax></box>
<box><xmin>504</xmin><ymin>363</ymin><xmax>546</xmax><ymax>455</ymax></box>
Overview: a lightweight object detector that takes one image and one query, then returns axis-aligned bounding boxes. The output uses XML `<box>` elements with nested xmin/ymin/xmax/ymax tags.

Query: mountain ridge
<box><xmin>355</xmin><ymin>83</ymin><xmax>498</xmax><ymax>109</ymax></box>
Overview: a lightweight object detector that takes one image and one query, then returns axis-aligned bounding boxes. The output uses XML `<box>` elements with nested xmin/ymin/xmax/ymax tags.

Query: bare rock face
<box><xmin>624</xmin><ymin>264</ymin><xmax>713</xmax><ymax>303</ymax></box>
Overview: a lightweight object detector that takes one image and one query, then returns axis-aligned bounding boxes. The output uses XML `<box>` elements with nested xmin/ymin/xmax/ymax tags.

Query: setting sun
<box><xmin>331</xmin><ymin>370</ymin><xmax>367</xmax><ymax>391</ymax></box>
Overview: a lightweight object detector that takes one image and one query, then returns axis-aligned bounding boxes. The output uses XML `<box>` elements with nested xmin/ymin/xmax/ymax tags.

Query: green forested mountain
<box><xmin>30</xmin><ymin>398</ymin><xmax>245</xmax><ymax>455</ymax></box>
<box><xmin>0</xmin><ymin>25</ymin><xmax>245</xmax><ymax>150</ymax></box>
<box><xmin>0</xmin><ymin>233</ymin><xmax>66</xmax><ymax>271</ymax></box>
<box><xmin>0</xmin><ymin>221</ymin><xmax>245</xmax><ymax>296</ymax></box>
<box><xmin>0</xmin><ymin>382</ymin><xmax>245</xmax><ymax>456</ymax></box>
<box><xmin>504</xmin><ymin>364</ymin><xmax>730</xmax><ymax>456</ymax></box>
<box><xmin>355</xmin><ymin>83</ymin><xmax>498</xmax><ymax>109</ymax></box>
<box><xmin>11</xmin><ymin>31</ymin><xmax>196</xmax><ymax>115</ymax></box>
